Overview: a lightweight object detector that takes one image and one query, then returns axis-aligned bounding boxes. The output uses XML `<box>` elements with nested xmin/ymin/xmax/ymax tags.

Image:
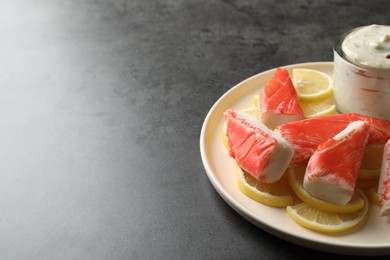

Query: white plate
<box><xmin>200</xmin><ymin>62</ymin><xmax>390</xmax><ymax>256</ymax></box>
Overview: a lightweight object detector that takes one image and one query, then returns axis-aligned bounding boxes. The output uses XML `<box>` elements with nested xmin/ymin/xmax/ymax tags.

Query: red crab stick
<box><xmin>258</xmin><ymin>68</ymin><xmax>304</xmax><ymax>130</ymax></box>
<box><xmin>224</xmin><ymin>109</ymin><xmax>294</xmax><ymax>183</ymax></box>
<box><xmin>378</xmin><ymin>139</ymin><xmax>390</xmax><ymax>216</ymax></box>
<box><xmin>274</xmin><ymin>113</ymin><xmax>390</xmax><ymax>165</ymax></box>
<box><xmin>303</xmin><ymin>120</ymin><xmax>371</xmax><ymax>205</ymax></box>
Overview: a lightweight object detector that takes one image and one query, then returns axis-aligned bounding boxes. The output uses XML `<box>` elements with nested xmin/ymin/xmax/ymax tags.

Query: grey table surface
<box><xmin>1</xmin><ymin>0</ymin><xmax>389</xmax><ymax>259</ymax></box>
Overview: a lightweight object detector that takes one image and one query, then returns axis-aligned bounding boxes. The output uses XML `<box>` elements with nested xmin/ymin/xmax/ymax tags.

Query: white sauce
<box><xmin>333</xmin><ymin>24</ymin><xmax>390</xmax><ymax>120</ymax></box>
<box><xmin>342</xmin><ymin>24</ymin><xmax>390</xmax><ymax>69</ymax></box>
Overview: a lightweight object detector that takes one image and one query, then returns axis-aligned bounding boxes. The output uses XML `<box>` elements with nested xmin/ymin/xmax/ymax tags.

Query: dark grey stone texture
<box><xmin>0</xmin><ymin>0</ymin><xmax>389</xmax><ymax>259</ymax></box>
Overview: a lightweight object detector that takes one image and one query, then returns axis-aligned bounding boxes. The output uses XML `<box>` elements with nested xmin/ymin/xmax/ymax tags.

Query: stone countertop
<box><xmin>1</xmin><ymin>0</ymin><xmax>389</xmax><ymax>259</ymax></box>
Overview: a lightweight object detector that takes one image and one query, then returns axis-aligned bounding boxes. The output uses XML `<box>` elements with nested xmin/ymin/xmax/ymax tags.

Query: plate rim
<box><xmin>199</xmin><ymin>61</ymin><xmax>390</xmax><ymax>256</ymax></box>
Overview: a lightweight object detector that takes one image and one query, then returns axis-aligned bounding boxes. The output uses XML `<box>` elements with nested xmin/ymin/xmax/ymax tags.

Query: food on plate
<box><xmin>298</xmin><ymin>96</ymin><xmax>337</xmax><ymax>118</ymax></box>
<box><xmin>288</xmin><ymin>164</ymin><xmax>365</xmax><ymax>213</ymax></box>
<box><xmin>303</xmin><ymin>120</ymin><xmax>371</xmax><ymax>205</ymax></box>
<box><xmin>377</xmin><ymin>139</ymin><xmax>390</xmax><ymax>215</ymax></box>
<box><xmin>222</xmin><ymin>107</ymin><xmax>260</xmax><ymax>151</ymax></box>
<box><xmin>356</xmin><ymin>178</ymin><xmax>379</xmax><ymax>190</ymax></box>
<box><xmin>360</xmin><ymin>143</ymin><xmax>385</xmax><ymax>169</ymax></box>
<box><xmin>292</xmin><ymin>68</ymin><xmax>337</xmax><ymax>118</ymax></box>
<box><xmin>334</xmin><ymin>24</ymin><xmax>390</xmax><ymax>120</ymax></box>
<box><xmin>236</xmin><ymin>166</ymin><xmax>293</xmax><ymax>207</ymax></box>
<box><xmin>223</xmin><ymin>109</ymin><xmax>293</xmax><ymax>183</ymax></box>
<box><xmin>252</xmin><ymin>95</ymin><xmax>259</xmax><ymax>107</ymax></box>
<box><xmin>286</xmin><ymin>189</ymin><xmax>368</xmax><ymax>234</ymax></box>
<box><xmin>254</xmin><ymin>68</ymin><xmax>337</xmax><ymax>119</ymax></box>
<box><xmin>274</xmin><ymin>113</ymin><xmax>390</xmax><ymax>165</ymax></box>
<box><xmin>291</xmin><ymin>68</ymin><xmax>334</xmax><ymax>102</ymax></box>
<box><xmin>221</xmin><ymin>66</ymin><xmax>390</xmax><ymax>234</ymax></box>
<box><xmin>358</xmin><ymin>143</ymin><xmax>385</xmax><ymax>179</ymax></box>
<box><xmin>365</xmin><ymin>187</ymin><xmax>382</xmax><ymax>206</ymax></box>
<box><xmin>258</xmin><ymin>68</ymin><xmax>304</xmax><ymax>130</ymax></box>
<box><xmin>357</xmin><ymin>178</ymin><xmax>381</xmax><ymax>207</ymax></box>
<box><xmin>358</xmin><ymin>168</ymin><xmax>381</xmax><ymax>180</ymax></box>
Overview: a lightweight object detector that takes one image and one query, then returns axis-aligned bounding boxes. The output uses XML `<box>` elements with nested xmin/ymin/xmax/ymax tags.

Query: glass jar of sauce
<box><xmin>333</xmin><ymin>24</ymin><xmax>390</xmax><ymax>120</ymax></box>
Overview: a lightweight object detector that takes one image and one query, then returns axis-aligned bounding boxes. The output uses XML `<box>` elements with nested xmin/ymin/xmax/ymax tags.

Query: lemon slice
<box><xmin>357</xmin><ymin>143</ymin><xmax>384</xmax><ymax>179</ymax></box>
<box><xmin>356</xmin><ymin>179</ymin><xmax>381</xmax><ymax>206</ymax></box>
<box><xmin>239</xmin><ymin>107</ymin><xmax>260</xmax><ymax>120</ymax></box>
<box><xmin>236</xmin><ymin>166</ymin><xmax>293</xmax><ymax>208</ymax></box>
<box><xmin>286</xmin><ymin>189</ymin><xmax>368</xmax><ymax>234</ymax></box>
<box><xmin>221</xmin><ymin>122</ymin><xmax>229</xmax><ymax>150</ymax></box>
<box><xmin>292</xmin><ymin>68</ymin><xmax>333</xmax><ymax>102</ymax></box>
<box><xmin>364</xmin><ymin>187</ymin><xmax>382</xmax><ymax>206</ymax></box>
<box><xmin>252</xmin><ymin>95</ymin><xmax>259</xmax><ymax>107</ymax></box>
<box><xmin>222</xmin><ymin>107</ymin><xmax>260</xmax><ymax>151</ymax></box>
<box><xmin>287</xmin><ymin>164</ymin><xmax>365</xmax><ymax>213</ymax></box>
<box><xmin>299</xmin><ymin>96</ymin><xmax>337</xmax><ymax>118</ymax></box>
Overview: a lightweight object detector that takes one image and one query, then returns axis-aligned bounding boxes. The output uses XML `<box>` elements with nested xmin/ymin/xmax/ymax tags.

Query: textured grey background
<box><xmin>0</xmin><ymin>0</ymin><xmax>389</xmax><ymax>259</ymax></box>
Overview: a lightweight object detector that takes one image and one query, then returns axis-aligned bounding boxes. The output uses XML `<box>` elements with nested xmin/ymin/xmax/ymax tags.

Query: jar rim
<box><xmin>334</xmin><ymin>26</ymin><xmax>390</xmax><ymax>72</ymax></box>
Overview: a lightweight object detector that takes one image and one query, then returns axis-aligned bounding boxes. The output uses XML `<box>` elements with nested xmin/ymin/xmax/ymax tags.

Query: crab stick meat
<box><xmin>258</xmin><ymin>68</ymin><xmax>305</xmax><ymax>130</ymax></box>
<box><xmin>274</xmin><ymin>113</ymin><xmax>390</xmax><ymax>165</ymax></box>
<box><xmin>378</xmin><ymin>139</ymin><xmax>390</xmax><ymax>216</ymax></box>
<box><xmin>303</xmin><ymin>120</ymin><xmax>371</xmax><ymax>205</ymax></box>
<box><xmin>224</xmin><ymin>109</ymin><xmax>294</xmax><ymax>183</ymax></box>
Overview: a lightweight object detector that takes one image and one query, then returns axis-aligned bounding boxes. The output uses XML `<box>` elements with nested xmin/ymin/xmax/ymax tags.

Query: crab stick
<box><xmin>303</xmin><ymin>120</ymin><xmax>371</xmax><ymax>205</ymax></box>
<box><xmin>378</xmin><ymin>139</ymin><xmax>390</xmax><ymax>215</ymax></box>
<box><xmin>274</xmin><ymin>113</ymin><xmax>390</xmax><ymax>165</ymax></box>
<box><xmin>224</xmin><ymin>109</ymin><xmax>294</xmax><ymax>183</ymax></box>
<box><xmin>258</xmin><ymin>68</ymin><xmax>305</xmax><ymax>130</ymax></box>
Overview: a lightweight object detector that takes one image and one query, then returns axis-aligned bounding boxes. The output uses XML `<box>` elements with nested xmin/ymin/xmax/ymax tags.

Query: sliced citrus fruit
<box><xmin>287</xmin><ymin>164</ymin><xmax>365</xmax><ymax>213</ymax></box>
<box><xmin>357</xmin><ymin>143</ymin><xmax>384</xmax><ymax>179</ymax></box>
<box><xmin>286</xmin><ymin>189</ymin><xmax>368</xmax><ymax>234</ymax></box>
<box><xmin>222</xmin><ymin>107</ymin><xmax>260</xmax><ymax>151</ymax></box>
<box><xmin>252</xmin><ymin>95</ymin><xmax>259</xmax><ymax>107</ymax></box>
<box><xmin>364</xmin><ymin>187</ymin><xmax>381</xmax><ymax>206</ymax></box>
<box><xmin>299</xmin><ymin>96</ymin><xmax>337</xmax><ymax>118</ymax></box>
<box><xmin>239</xmin><ymin>107</ymin><xmax>260</xmax><ymax>120</ymax></box>
<box><xmin>292</xmin><ymin>68</ymin><xmax>333</xmax><ymax>102</ymax></box>
<box><xmin>236</xmin><ymin>166</ymin><xmax>293</xmax><ymax>207</ymax></box>
<box><xmin>221</xmin><ymin>121</ymin><xmax>229</xmax><ymax>150</ymax></box>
